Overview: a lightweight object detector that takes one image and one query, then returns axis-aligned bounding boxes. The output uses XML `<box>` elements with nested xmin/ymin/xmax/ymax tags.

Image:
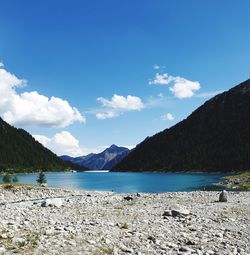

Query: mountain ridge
<box><xmin>61</xmin><ymin>144</ymin><xmax>130</xmax><ymax>170</ymax></box>
<box><xmin>112</xmin><ymin>79</ymin><xmax>250</xmax><ymax>172</ymax></box>
<box><xmin>0</xmin><ymin>117</ymin><xmax>87</xmax><ymax>172</ymax></box>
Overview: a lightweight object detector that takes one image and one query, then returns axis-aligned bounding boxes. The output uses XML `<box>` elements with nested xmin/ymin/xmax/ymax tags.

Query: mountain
<box><xmin>112</xmin><ymin>79</ymin><xmax>250</xmax><ymax>172</ymax></box>
<box><xmin>61</xmin><ymin>145</ymin><xmax>130</xmax><ymax>170</ymax></box>
<box><xmin>0</xmin><ymin>117</ymin><xmax>87</xmax><ymax>172</ymax></box>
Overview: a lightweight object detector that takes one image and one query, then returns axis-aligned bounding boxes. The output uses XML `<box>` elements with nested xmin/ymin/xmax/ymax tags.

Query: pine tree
<box><xmin>12</xmin><ymin>175</ymin><xmax>18</xmax><ymax>183</ymax></box>
<box><xmin>2</xmin><ymin>174</ymin><xmax>11</xmax><ymax>183</ymax></box>
<box><xmin>37</xmin><ymin>172</ymin><xmax>46</xmax><ymax>185</ymax></box>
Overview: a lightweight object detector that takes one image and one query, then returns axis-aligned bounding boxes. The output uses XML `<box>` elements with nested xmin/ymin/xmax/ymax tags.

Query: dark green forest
<box><xmin>113</xmin><ymin>79</ymin><xmax>250</xmax><ymax>172</ymax></box>
<box><xmin>0</xmin><ymin>118</ymin><xmax>87</xmax><ymax>172</ymax></box>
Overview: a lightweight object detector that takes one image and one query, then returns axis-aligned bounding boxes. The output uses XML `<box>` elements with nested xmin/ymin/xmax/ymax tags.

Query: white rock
<box><xmin>41</xmin><ymin>198</ymin><xmax>63</xmax><ymax>207</ymax></box>
<box><xmin>0</xmin><ymin>247</ymin><xmax>6</xmax><ymax>254</ymax></box>
<box><xmin>170</xmin><ymin>204</ymin><xmax>190</xmax><ymax>217</ymax></box>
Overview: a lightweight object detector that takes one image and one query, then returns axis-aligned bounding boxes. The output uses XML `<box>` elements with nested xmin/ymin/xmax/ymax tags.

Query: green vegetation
<box><xmin>2</xmin><ymin>174</ymin><xmax>11</xmax><ymax>183</ymax></box>
<box><xmin>12</xmin><ymin>175</ymin><xmax>19</xmax><ymax>183</ymax></box>
<box><xmin>223</xmin><ymin>172</ymin><xmax>250</xmax><ymax>190</ymax></box>
<box><xmin>113</xmin><ymin>79</ymin><xmax>250</xmax><ymax>172</ymax></box>
<box><xmin>0</xmin><ymin>117</ymin><xmax>88</xmax><ymax>173</ymax></box>
<box><xmin>36</xmin><ymin>172</ymin><xmax>46</xmax><ymax>185</ymax></box>
<box><xmin>2</xmin><ymin>174</ymin><xmax>18</xmax><ymax>183</ymax></box>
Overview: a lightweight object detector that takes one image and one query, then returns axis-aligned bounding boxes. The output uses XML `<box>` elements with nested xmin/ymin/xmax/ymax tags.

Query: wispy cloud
<box><xmin>194</xmin><ymin>90</ymin><xmax>224</xmax><ymax>98</ymax></box>
<box><xmin>96</xmin><ymin>111</ymin><xmax>119</xmax><ymax>120</ymax></box>
<box><xmin>153</xmin><ymin>64</ymin><xmax>166</xmax><ymax>70</ymax></box>
<box><xmin>149</xmin><ymin>72</ymin><xmax>201</xmax><ymax>99</ymax></box>
<box><xmin>161</xmin><ymin>113</ymin><xmax>174</xmax><ymax>121</ymax></box>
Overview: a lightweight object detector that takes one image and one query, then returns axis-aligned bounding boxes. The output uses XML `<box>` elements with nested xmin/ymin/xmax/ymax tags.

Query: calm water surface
<box><xmin>1</xmin><ymin>172</ymin><xmax>225</xmax><ymax>193</ymax></box>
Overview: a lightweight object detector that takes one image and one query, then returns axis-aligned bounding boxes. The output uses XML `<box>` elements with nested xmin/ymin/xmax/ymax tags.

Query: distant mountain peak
<box><xmin>110</xmin><ymin>144</ymin><xmax>118</xmax><ymax>148</ymax></box>
<box><xmin>61</xmin><ymin>144</ymin><xmax>130</xmax><ymax>170</ymax></box>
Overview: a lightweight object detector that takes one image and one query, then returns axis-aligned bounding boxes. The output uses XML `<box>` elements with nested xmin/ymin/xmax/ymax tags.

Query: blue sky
<box><xmin>0</xmin><ymin>0</ymin><xmax>250</xmax><ymax>156</ymax></box>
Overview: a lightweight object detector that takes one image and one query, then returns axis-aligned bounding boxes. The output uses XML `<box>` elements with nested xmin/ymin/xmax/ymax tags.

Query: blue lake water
<box><xmin>0</xmin><ymin>172</ymin><xmax>226</xmax><ymax>193</ymax></box>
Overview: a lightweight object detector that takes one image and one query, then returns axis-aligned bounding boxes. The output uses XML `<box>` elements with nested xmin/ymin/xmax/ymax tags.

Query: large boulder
<box><xmin>219</xmin><ymin>190</ymin><xmax>228</xmax><ymax>202</ymax></box>
<box><xmin>163</xmin><ymin>204</ymin><xmax>190</xmax><ymax>217</ymax></box>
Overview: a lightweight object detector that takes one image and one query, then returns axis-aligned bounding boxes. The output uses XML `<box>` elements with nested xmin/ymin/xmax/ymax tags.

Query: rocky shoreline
<box><xmin>217</xmin><ymin>172</ymin><xmax>250</xmax><ymax>191</ymax></box>
<box><xmin>0</xmin><ymin>185</ymin><xmax>249</xmax><ymax>255</ymax></box>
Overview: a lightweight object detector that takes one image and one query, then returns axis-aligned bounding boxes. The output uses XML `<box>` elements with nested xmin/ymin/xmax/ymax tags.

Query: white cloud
<box><xmin>33</xmin><ymin>131</ymin><xmax>85</xmax><ymax>157</ymax></box>
<box><xmin>33</xmin><ymin>135</ymin><xmax>51</xmax><ymax>146</ymax></box>
<box><xmin>33</xmin><ymin>132</ymin><xmax>133</xmax><ymax>157</ymax></box>
<box><xmin>161</xmin><ymin>113</ymin><xmax>174</xmax><ymax>121</ymax></box>
<box><xmin>149</xmin><ymin>72</ymin><xmax>201</xmax><ymax>99</ymax></box>
<box><xmin>96</xmin><ymin>111</ymin><xmax>119</xmax><ymax>120</ymax></box>
<box><xmin>149</xmin><ymin>73</ymin><xmax>173</xmax><ymax>85</ymax></box>
<box><xmin>0</xmin><ymin>67</ymin><xmax>85</xmax><ymax>127</ymax></box>
<box><xmin>96</xmin><ymin>94</ymin><xmax>144</xmax><ymax>120</ymax></box>
<box><xmin>97</xmin><ymin>94</ymin><xmax>144</xmax><ymax>110</ymax></box>
<box><xmin>0</xmin><ymin>62</ymin><xmax>4</xmax><ymax>68</ymax></box>
<box><xmin>169</xmin><ymin>77</ymin><xmax>200</xmax><ymax>99</ymax></box>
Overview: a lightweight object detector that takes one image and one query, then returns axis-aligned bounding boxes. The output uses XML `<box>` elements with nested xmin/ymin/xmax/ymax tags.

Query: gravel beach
<box><xmin>0</xmin><ymin>185</ymin><xmax>249</xmax><ymax>255</ymax></box>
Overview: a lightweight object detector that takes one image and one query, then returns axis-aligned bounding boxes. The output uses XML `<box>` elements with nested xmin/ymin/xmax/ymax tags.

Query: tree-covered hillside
<box><xmin>0</xmin><ymin>118</ymin><xmax>87</xmax><ymax>172</ymax></box>
<box><xmin>113</xmin><ymin>79</ymin><xmax>250</xmax><ymax>172</ymax></box>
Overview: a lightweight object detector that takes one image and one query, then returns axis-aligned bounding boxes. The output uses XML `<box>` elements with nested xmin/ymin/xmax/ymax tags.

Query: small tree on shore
<box><xmin>37</xmin><ymin>172</ymin><xmax>46</xmax><ymax>185</ymax></box>
<box><xmin>2</xmin><ymin>174</ymin><xmax>11</xmax><ymax>184</ymax></box>
<box><xmin>12</xmin><ymin>175</ymin><xmax>19</xmax><ymax>183</ymax></box>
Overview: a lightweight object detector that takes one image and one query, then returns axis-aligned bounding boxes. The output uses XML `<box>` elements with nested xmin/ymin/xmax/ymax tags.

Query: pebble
<box><xmin>0</xmin><ymin>186</ymin><xmax>248</xmax><ymax>255</ymax></box>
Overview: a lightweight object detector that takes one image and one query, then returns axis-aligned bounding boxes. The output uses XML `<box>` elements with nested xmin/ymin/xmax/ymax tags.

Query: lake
<box><xmin>0</xmin><ymin>171</ymin><xmax>226</xmax><ymax>193</ymax></box>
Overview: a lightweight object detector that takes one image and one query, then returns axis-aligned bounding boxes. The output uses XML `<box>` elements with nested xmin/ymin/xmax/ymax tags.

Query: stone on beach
<box><xmin>123</xmin><ymin>195</ymin><xmax>133</xmax><ymax>201</ymax></box>
<box><xmin>219</xmin><ymin>190</ymin><xmax>228</xmax><ymax>202</ymax></box>
<box><xmin>41</xmin><ymin>198</ymin><xmax>63</xmax><ymax>207</ymax></box>
<box><xmin>169</xmin><ymin>204</ymin><xmax>190</xmax><ymax>217</ymax></box>
<box><xmin>0</xmin><ymin>186</ymin><xmax>249</xmax><ymax>255</ymax></box>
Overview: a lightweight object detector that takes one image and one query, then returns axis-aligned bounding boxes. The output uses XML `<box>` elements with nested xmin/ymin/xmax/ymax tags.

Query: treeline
<box><xmin>0</xmin><ymin>118</ymin><xmax>87</xmax><ymax>172</ymax></box>
<box><xmin>113</xmin><ymin>79</ymin><xmax>250</xmax><ymax>172</ymax></box>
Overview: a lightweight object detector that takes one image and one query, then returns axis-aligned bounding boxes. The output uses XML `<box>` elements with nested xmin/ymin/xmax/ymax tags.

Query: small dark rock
<box><xmin>124</xmin><ymin>196</ymin><xmax>133</xmax><ymax>201</ymax></box>
<box><xmin>162</xmin><ymin>210</ymin><xmax>172</xmax><ymax>217</ymax></box>
<box><xmin>186</xmin><ymin>240</ymin><xmax>196</xmax><ymax>245</ymax></box>
<box><xmin>148</xmin><ymin>236</ymin><xmax>156</xmax><ymax>243</ymax></box>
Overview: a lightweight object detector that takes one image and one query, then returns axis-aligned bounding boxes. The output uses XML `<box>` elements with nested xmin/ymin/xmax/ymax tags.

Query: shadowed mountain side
<box><xmin>0</xmin><ymin>118</ymin><xmax>87</xmax><ymax>172</ymax></box>
<box><xmin>112</xmin><ymin>79</ymin><xmax>250</xmax><ymax>172</ymax></box>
